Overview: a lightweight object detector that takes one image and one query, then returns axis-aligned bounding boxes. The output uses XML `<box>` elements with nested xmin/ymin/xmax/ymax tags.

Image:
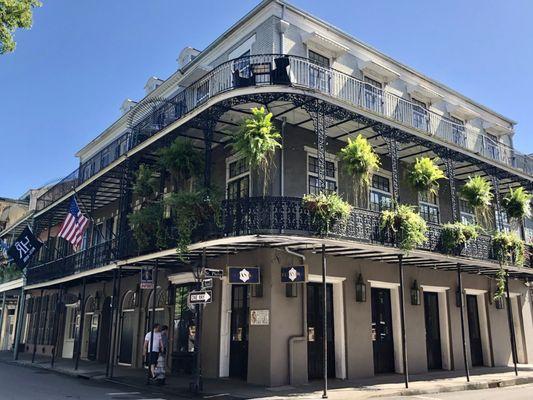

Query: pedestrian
<box><xmin>143</xmin><ymin>323</ymin><xmax>162</xmax><ymax>380</ymax></box>
<box><xmin>161</xmin><ymin>325</ymin><xmax>169</xmax><ymax>355</ymax></box>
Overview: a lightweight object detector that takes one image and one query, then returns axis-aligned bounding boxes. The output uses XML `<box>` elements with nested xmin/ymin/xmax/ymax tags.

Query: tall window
<box><xmin>196</xmin><ymin>80</ymin><xmax>210</xmax><ymax>105</ymax></box>
<box><xmin>496</xmin><ymin>211</ymin><xmax>511</xmax><ymax>233</ymax></box>
<box><xmin>419</xmin><ymin>191</ymin><xmax>440</xmax><ymax>224</ymax></box>
<box><xmin>412</xmin><ymin>98</ymin><xmax>428</xmax><ymax>131</ymax></box>
<box><xmin>369</xmin><ymin>174</ymin><xmax>392</xmax><ymax>212</ymax></box>
<box><xmin>450</xmin><ymin>116</ymin><xmax>466</xmax><ymax>147</ymax></box>
<box><xmin>173</xmin><ymin>285</ymin><xmax>196</xmax><ymax>354</ymax></box>
<box><xmin>485</xmin><ymin>133</ymin><xmax>500</xmax><ymax>161</ymax></box>
<box><xmin>459</xmin><ymin>198</ymin><xmax>476</xmax><ymax>225</ymax></box>
<box><xmin>364</xmin><ymin>76</ymin><xmax>383</xmax><ymax>113</ymax></box>
<box><xmin>308</xmin><ymin>50</ymin><xmax>330</xmax><ymax>92</ymax></box>
<box><xmin>307</xmin><ymin>151</ymin><xmax>337</xmax><ymax>194</ymax></box>
<box><xmin>226</xmin><ymin>157</ymin><xmax>250</xmax><ymax>200</ymax></box>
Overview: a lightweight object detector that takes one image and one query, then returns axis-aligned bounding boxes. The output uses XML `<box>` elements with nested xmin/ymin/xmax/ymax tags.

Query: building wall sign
<box><xmin>281</xmin><ymin>265</ymin><xmax>307</xmax><ymax>283</ymax></box>
<box><xmin>227</xmin><ymin>267</ymin><xmax>260</xmax><ymax>284</ymax></box>
<box><xmin>250</xmin><ymin>309</ymin><xmax>269</xmax><ymax>326</ymax></box>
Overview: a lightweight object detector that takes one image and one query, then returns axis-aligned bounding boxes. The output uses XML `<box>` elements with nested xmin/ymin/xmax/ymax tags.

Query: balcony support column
<box><xmin>203</xmin><ymin>122</ymin><xmax>214</xmax><ymax>193</ymax></box>
<box><xmin>321</xmin><ymin>243</ymin><xmax>328</xmax><ymax>399</ymax></box>
<box><xmin>457</xmin><ymin>264</ymin><xmax>470</xmax><ymax>382</ymax></box>
<box><xmin>306</xmin><ymin>100</ymin><xmax>329</xmax><ymax>192</ymax></box>
<box><xmin>105</xmin><ymin>269</ymin><xmax>117</xmax><ymax>378</ymax></box>
<box><xmin>51</xmin><ymin>286</ymin><xmax>64</xmax><ymax>368</ymax></box>
<box><xmin>147</xmin><ymin>261</ymin><xmax>159</xmax><ymax>385</ymax></box>
<box><xmin>505</xmin><ymin>274</ymin><xmax>519</xmax><ymax>376</ymax></box>
<box><xmin>117</xmin><ymin>161</ymin><xmax>134</xmax><ymax>258</ymax></box>
<box><xmin>398</xmin><ymin>254</ymin><xmax>409</xmax><ymax>388</ymax></box>
<box><xmin>109</xmin><ymin>266</ymin><xmax>122</xmax><ymax>378</ymax></box>
<box><xmin>444</xmin><ymin>157</ymin><xmax>459</xmax><ymax>222</ymax></box>
<box><xmin>13</xmin><ymin>288</ymin><xmax>25</xmax><ymax>361</ymax></box>
<box><xmin>74</xmin><ymin>277</ymin><xmax>87</xmax><ymax>370</ymax></box>
<box><xmin>491</xmin><ymin>175</ymin><xmax>504</xmax><ymax>231</ymax></box>
<box><xmin>31</xmin><ymin>289</ymin><xmax>44</xmax><ymax>363</ymax></box>
<box><xmin>383</xmin><ymin>131</ymin><xmax>400</xmax><ymax>204</ymax></box>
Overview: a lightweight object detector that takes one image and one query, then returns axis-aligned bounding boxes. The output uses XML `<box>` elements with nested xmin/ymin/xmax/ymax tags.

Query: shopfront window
<box><xmin>173</xmin><ymin>285</ymin><xmax>196</xmax><ymax>354</ymax></box>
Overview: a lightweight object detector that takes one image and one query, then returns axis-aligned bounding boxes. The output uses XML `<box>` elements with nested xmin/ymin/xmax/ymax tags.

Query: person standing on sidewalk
<box><xmin>143</xmin><ymin>323</ymin><xmax>162</xmax><ymax>379</ymax></box>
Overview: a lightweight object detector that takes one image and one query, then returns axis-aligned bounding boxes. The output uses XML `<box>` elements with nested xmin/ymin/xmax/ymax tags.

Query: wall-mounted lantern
<box><xmin>495</xmin><ymin>296</ymin><xmax>505</xmax><ymax>309</ymax></box>
<box><xmin>355</xmin><ymin>273</ymin><xmax>366</xmax><ymax>302</ymax></box>
<box><xmin>410</xmin><ymin>280</ymin><xmax>421</xmax><ymax>305</ymax></box>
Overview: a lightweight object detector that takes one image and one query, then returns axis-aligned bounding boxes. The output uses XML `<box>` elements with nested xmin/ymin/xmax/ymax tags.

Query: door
<box><xmin>118</xmin><ymin>311</ymin><xmax>134</xmax><ymax>365</ymax></box>
<box><xmin>97</xmin><ymin>297</ymin><xmax>111</xmax><ymax>363</ymax></box>
<box><xmin>466</xmin><ymin>295</ymin><xmax>484</xmax><ymax>366</ymax></box>
<box><xmin>87</xmin><ymin>314</ymin><xmax>99</xmax><ymax>361</ymax></box>
<box><xmin>229</xmin><ymin>285</ymin><xmax>249</xmax><ymax>379</ymax></box>
<box><xmin>424</xmin><ymin>292</ymin><xmax>442</xmax><ymax>370</ymax></box>
<box><xmin>307</xmin><ymin>282</ymin><xmax>335</xmax><ymax>379</ymax></box>
<box><xmin>372</xmin><ymin>287</ymin><xmax>395</xmax><ymax>373</ymax></box>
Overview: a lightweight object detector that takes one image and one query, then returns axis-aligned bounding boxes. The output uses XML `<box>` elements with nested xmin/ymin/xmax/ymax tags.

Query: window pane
<box><xmin>309</xmin><ymin>50</ymin><xmax>330</xmax><ymax>68</ymax></box>
<box><xmin>371</xmin><ymin>175</ymin><xmax>390</xmax><ymax>193</ymax></box>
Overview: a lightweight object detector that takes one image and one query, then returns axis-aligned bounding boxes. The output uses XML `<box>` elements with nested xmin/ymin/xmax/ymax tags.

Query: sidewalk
<box><xmin>2</xmin><ymin>351</ymin><xmax>533</xmax><ymax>399</ymax></box>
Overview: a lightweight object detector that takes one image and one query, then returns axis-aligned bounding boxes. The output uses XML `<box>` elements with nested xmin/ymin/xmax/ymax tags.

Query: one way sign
<box><xmin>189</xmin><ymin>290</ymin><xmax>212</xmax><ymax>305</ymax></box>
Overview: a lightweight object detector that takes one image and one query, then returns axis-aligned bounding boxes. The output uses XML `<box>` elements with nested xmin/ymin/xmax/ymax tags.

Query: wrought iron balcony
<box><xmin>35</xmin><ymin>54</ymin><xmax>533</xmax><ymax>212</ymax></box>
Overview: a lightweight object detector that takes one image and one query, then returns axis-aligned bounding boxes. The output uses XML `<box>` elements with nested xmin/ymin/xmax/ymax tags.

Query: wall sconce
<box><xmin>495</xmin><ymin>296</ymin><xmax>505</xmax><ymax>309</ymax></box>
<box><xmin>410</xmin><ymin>280</ymin><xmax>421</xmax><ymax>305</ymax></box>
<box><xmin>286</xmin><ymin>283</ymin><xmax>298</xmax><ymax>298</ymax></box>
<box><xmin>355</xmin><ymin>274</ymin><xmax>366</xmax><ymax>302</ymax></box>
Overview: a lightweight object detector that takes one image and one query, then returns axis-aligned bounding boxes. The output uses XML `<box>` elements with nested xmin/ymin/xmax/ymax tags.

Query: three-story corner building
<box><xmin>3</xmin><ymin>0</ymin><xmax>533</xmax><ymax>388</ymax></box>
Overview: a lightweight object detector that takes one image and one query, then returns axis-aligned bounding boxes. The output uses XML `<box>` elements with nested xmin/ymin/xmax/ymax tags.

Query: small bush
<box><xmin>407</xmin><ymin>157</ymin><xmax>446</xmax><ymax>196</ymax></box>
<box><xmin>441</xmin><ymin>222</ymin><xmax>479</xmax><ymax>254</ymax></box>
<box><xmin>302</xmin><ymin>192</ymin><xmax>352</xmax><ymax>236</ymax></box>
<box><xmin>380</xmin><ymin>204</ymin><xmax>428</xmax><ymax>252</ymax></box>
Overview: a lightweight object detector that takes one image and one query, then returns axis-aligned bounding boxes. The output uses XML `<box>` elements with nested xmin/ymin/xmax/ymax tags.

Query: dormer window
<box><xmin>308</xmin><ymin>49</ymin><xmax>330</xmax><ymax>92</ymax></box>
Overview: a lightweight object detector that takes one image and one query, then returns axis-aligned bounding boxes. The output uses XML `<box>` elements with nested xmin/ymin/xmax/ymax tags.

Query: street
<box><xmin>379</xmin><ymin>383</ymin><xmax>533</xmax><ymax>400</ymax></box>
<box><xmin>0</xmin><ymin>362</ymin><xmax>186</xmax><ymax>400</ymax></box>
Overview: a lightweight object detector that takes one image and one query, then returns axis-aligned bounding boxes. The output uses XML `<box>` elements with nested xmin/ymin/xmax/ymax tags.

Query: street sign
<box><xmin>202</xmin><ymin>278</ymin><xmax>213</xmax><ymax>289</ymax></box>
<box><xmin>189</xmin><ymin>290</ymin><xmax>212</xmax><ymax>304</ymax></box>
<box><xmin>140</xmin><ymin>267</ymin><xmax>154</xmax><ymax>290</ymax></box>
<box><xmin>205</xmin><ymin>268</ymin><xmax>224</xmax><ymax>278</ymax></box>
<box><xmin>228</xmin><ymin>267</ymin><xmax>261</xmax><ymax>284</ymax></box>
<box><xmin>281</xmin><ymin>265</ymin><xmax>307</xmax><ymax>283</ymax></box>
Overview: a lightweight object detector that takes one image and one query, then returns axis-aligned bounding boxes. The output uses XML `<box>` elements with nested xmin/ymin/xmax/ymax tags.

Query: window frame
<box><xmin>225</xmin><ymin>155</ymin><xmax>251</xmax><ymax>200</ymax></box>
<box><xmin>418</xmin><ymin>190</ymin><xmax>440</xmax><ymax>224</ymax></box>
<box><xmin>369</xmin><ymin>171</ymin><xmax>392</xmax><ymax>212</ymax></box>
<box><xmin>305</xmin><ymin>146</ymin><xmax>338</xmax><ymax>195</ymax></box>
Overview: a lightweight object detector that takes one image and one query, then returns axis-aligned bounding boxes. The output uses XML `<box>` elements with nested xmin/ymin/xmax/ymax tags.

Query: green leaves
<box><xmin>441</xmin><ymin>222</ymin><xmax>479</xmax><ymax>254</ymax></box>
<box><xmin>380</xmin><ymin>204</ymin><xmax>428</xmax><ymax>252</ymax></box>
<box><xmin>493</xmin><ymin>267</ymin><xmax>507</xmax><ymax>302</ymax></box>
<box><xmin>501</xmin><ymin>187</ymin><xmax>532</xmax><ymax>220</ymax></box>
<box><xmin>157</xmin><ymin>138</ymin><xmax>203</xmax><ymax>190</ymax></box>
<box><xmin>132</xmin><ymin>164</ymin><xmax>159</xmax><ymax>198</ymax></box>
<box><xmin>302</xmin><ymin>192</ymin><xmax>352</xmax><ymax>236</ymax></box>
<box><xmin>459</xmin><ymin>176</ymin><xmax>493</xmax><ymax>224</ymax></box>
<box><xmin>492</xmin><ymin>231</ymin><xmax>526</xmax><ymax>267</ymax></box>
<box><xmin>0</xmin><ymin>0</ymin><xmax>41</xmax><ymax>54</ymax></box>
<box><xmin>339</xmin><ymin>134</ymin><xmax>380</xmax><ymax>206</ymax></box>
<box><xmin>407</xmin><ymin>157</ymin><xmax>446</xmax><ymax>196</ymax></box>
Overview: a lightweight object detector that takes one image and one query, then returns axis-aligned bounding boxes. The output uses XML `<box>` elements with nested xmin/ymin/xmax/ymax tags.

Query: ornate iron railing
<box><xmin>36</xmin><ymin>54</ymin><xmax>533</xmax><ymax>211</ymax></box>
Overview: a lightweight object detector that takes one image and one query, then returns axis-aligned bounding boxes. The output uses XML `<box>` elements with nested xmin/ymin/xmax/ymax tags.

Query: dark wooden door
<box><xmin>87</xmin><ymin>314</ymin><xmax>99</xmax><ymax>361</ymax></box>
<box><xmin>466</xmin><ymin>295</ymin><xmax>484</xmax><ymax>366</ymax></box>
<box><xmin>372</xmin><ymin>287</ymin><xmax>395</xmax><ymax>373</ymax></box>
<box><xmin>229</xmin><ymin>285</ymin><xmax>249</xmax><ymax>379</ymax></box>
<box><xmin>118</xmin><ymin>312</ymin><xmax>134</xmax><ymax>365</ymax></box>
<box><xmin>424</xmin><ymin>292</ymin><xmax>442</xmax><ymax>370</ymax></box>
<box><xmin>307</xmin><ymin>283</ymin><xmax>335</xmax><ymax>379</ymax></box>
<box><xmin>97</xmin><ymin>297</ymin><xmax>111</xmax><ymax>363</ymax></box>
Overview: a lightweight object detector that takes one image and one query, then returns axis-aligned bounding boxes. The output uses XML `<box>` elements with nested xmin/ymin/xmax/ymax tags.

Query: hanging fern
<box><xmin>441</xmin><ymin>222</ymin><xmax>479</xmax><ymax>254</ymax></box>
<box><xmin>501</xmin><ymin>187</ymin><xmax>532</xmax><ymax>220</ymax></box>
<box><xmin>133</xmin><ymin>164</ymin><xmax>159</xmax><ymax>198</ymax></box>
<box><xmin>492</xmin><ymin>231</ymin><xmax>526</xmax><ymax>267</ymax></box>
<box><xmin>302</xmin><ymin>192</ymin><xmax>352</xmax><ymax>236</ymax></box>
<box><xmin>339</xmin><ymin>134</ymin><xmax>380</xmax><ymax>207</ymax></box>
<box><xmin>407</xmin><ymin>157</ymin><xmax>446</xmax><ymax>196</ymax></box>
<box><xmin>128</xmin><ymin>202</ymin><xmax>169</xmax><ymax>251</ymax></box>
<box><xmin>230</xmin><ymin>107</ymin><xmax>281</xmax><ymax>194</ymax></box>
<box><xmin>459</xmin><ymin>176</ymin><xmax>493</xmax><ymax>225</ymax></box>
<box><xmin>380</xmin><ymin>204</ymin><xmax>428</xmax><ymax>252</ymax></box>
<box><xmin>157</xmin><ymin>138</ymin><xmax>204</xmax><ymax>190</ymax></box>
<box><xmin>494</xmin><ymin>267</ymin><xmax>507</xmax><ymax>302</ymax></box>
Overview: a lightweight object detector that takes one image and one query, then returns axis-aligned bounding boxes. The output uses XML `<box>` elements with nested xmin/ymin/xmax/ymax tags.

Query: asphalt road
<box><xmin>379</xmin><ymin>383</ymin><xmax>533</xmax><ymax>400</ymax></box>
<box><xmin>0</xmin><ymin>362</ymin><xmax>185</xmax><ymax>400</ymax></box>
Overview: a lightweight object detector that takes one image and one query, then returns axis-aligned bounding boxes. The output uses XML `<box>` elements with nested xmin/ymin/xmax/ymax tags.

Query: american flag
<box><xmin>58</xmin><ymin>197</ymin><xmax>89</xmax><ymax>250</ymax></box>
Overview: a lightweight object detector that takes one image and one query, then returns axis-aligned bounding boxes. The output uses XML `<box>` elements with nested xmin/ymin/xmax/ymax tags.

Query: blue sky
<box><xmin>1</xmin><ymin>0</ymin><xmax>532</xmax><ymax>199</ymax></box>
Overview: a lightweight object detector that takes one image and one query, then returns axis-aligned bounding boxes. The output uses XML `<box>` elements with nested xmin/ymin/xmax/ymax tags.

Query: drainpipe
<box><xmin>280</xmin><ymin>118</ymin><xmax>286</xmax><ymax>198</ymax></box>
<box><xmin>286</xmin><ymin>247</ymin><xmax>307</xmax><ymax>385</ymax></box>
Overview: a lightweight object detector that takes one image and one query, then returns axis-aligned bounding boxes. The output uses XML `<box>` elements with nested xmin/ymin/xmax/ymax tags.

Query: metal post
<box><xmin>51</xmin><ymin>287</ymin><xmax>64</xmax><ymax>367</ymax></box>
<box><xmin>321</xmin><ymin>243</ymin><xmax>328</xmax><ymax>399</ymax></box>
<box><xmin>192</xmin><ymin>251</ymin><xmax>206</xmax><ymax>394</ymax></box>
<box><xmin>505</xmin><ymin>274</ymin><xmax>519</xmax><ymax>376</ymax></box>
<box><xmin>457</xmin><ymin>264</ymin><xmax>470</xmax><ymax>382</ymax></box>
<box><xmin>32</xmin><ymin>289</ymin><xmax>44</xmax><ymax>363</ymax></box>
<box><xmin>491</xmin><ymin>175</ymin><xmax>503</xmax><ymax>231</ymax></box>
<box><xmin>0</xmin><ymin>292</ymin><xmax>6</xmax><ymax>347</ymax></box>
<box><xmin>444</xmin><ymin>156</ymin><xmax>459</xmax><ymax>222</ymax></box>
<box><xmin>74</xmin><ymin>277</ymin><xmax>87</xmax><ymax>370</ymax></box>
<box><xmin>398</xmin><ymin>255</ymin><xmax>409</xmax><ymax>388</ymax></box>
<box><xmin>147</xmin><ymin>261</ymin><xmax>159</xmax><ymax>384</ymax></box>
<box><xmin>109</xmin><ymin>266</ymin><xmax>122</xmax><ymax>378</ymax></box>
<box><xmin>384</xmin><ymin>131</ymin><xmax>400</xmax><ymax>205</ymax></box>
<box><xmin>13</xmin><ymin>287</ymin><xmax>25</xmax><ymax>360</ymax></box>
<box><xmin>105</xmin><ymin>269</ymin><xmax>118</xmax><ymax>377</ymax></box>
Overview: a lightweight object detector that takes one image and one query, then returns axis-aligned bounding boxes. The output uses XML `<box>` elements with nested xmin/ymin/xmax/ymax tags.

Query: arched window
<box><xmin>85</xmin><ymin>297</ymin><xmax>96</xmax><ymax>313</ymax></box>
<box><xmin>146</xmin><ymin>287</ymin><xmax>167</xmax><ymax>310</ymax></box>
<box><xmin>122</xmin><ymin>291</ymin><xmax>136</xmax><ymax>311</ymax></box>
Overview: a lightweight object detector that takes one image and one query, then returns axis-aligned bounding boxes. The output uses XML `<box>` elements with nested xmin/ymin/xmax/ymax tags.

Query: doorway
<box><xmin>466</xmin><ymin>294</ymin><xmax>484</xmax><ymax>366</ymax></box>
<box><xmin>118</xmin><ymin>291</ymin><xmax>135</xmax><ymax>365</ymax></box>
<box><xmin>97</xmin><ymin>297</ymin><xmax>111</xmax><ymax>363</ymax></box>
<box><xmin>372</xmin><ymin>287</ymin><xmax>395</xmax><ymax>373</ymax></box>
<box><xmin>424</xmin><ymin>292</ymin><xmax>442</xmax><ymax>370</ymax></box>
<box><xmin>229</xmin><ymin>285</ymin><xmax>249</xmax><ymax>379</ymax></box>
<box><xmin>307</xmin><ymin>282</ymin><xmax>335</xmax><ymax>379</ymax></box>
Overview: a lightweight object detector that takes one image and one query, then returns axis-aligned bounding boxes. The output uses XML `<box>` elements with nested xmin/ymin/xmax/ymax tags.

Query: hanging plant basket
<box><xmin>380</xmin><ymin>204</ymin><xmax>428</xmax><ymax>252</ymax></box>
<box><xmin>302</xmin><ymin>192</ymin><xmax>352</xmax><ymax>236</ymax></box>
<box><xmin>493</xmin><ymin>267</ymin><xmax>507</xmax><ymax>302</ymax></box>
<box><xmin>492</xmin><ymin>231</ymin><xmax>526</xmax><ymax>267</ymax></box>
<box><xmin>441</xmin><ymin>222</ymin><xmax>479</xmax><ymax>255</ymax></box>
<box><xmin>459</xmin><ymin>176</ymin><xmax>493</xmax><ymax>224</ymax></box>
<box><xmin>230</xmin><ymin>107</ymin><xmax>281</xmax><ymax>194</ymax></box>
<box><xmin>128</xmin><ymin>201</ymin><xmax>169</xmax><ymax>251</ymax></box>
<box><xmin>157</xmin><ymin>138</ymin><xmax>204</xmax><ymax>190</ymax></box>
<box><xmin>338</xmin><ymin>134</ymin><xmax>380</xmax><ymax>207</ymax></box>
<box><xmin>501</xmin><ymin>187</ymin><xmax>532</xmax><ymax>220</ymax></box>
<box><xmin>407</xmin><ymin>157</ymin><xmax>446</xmax><ymax>196</ymax></box>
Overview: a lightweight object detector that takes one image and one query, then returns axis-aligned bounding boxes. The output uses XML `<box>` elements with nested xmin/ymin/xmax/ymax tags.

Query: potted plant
<box><xmin>440</xmin><ymin>222</ymin><xmax>479</xmax><ymax>255</ymax></box>
<box><xmin>338</xmin><ymin>134</ymin><xmax>380</xmax><ymax>207</ymax></box>
<box><xmin>380</xmin><ymin>204</ymin><xmax>428</xmax><ymax>252</ymax></box>
<box><xmin>157</xmin><ymin>138</ymin><xmax>204</xmax><ymax>191</ymax></box>
<box><xmin>230</xmin><ymin>107</ymin><xmax>282</xmax><ymax>195</ymax></box>
<box><xmin>493</xmin><ymin>267</ymin><xmax>507</xmax><ymax>303</ymax></box>
<box><xmin>407</xmin><ymin>157</ymin><xmax>446</xmax><ymax>195</ymax></box>
<box><xmin>492</xmin><ymin>231</ymin><xmax>526</xmax><ymax>267</ymax></box>
<box><xmin>302</xmin><ymin>192</ymin><xmax>352</xmax><ymax>236</ymax></box>
<box><xmin>459</xmin><ymin>176</ymin><xmax>493</xmax><ymax>225</ymax></box>
<box><xmin>501</xmin><ymin>187</ymin><xmax>532</xmax><ymax>220</ymax></box>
